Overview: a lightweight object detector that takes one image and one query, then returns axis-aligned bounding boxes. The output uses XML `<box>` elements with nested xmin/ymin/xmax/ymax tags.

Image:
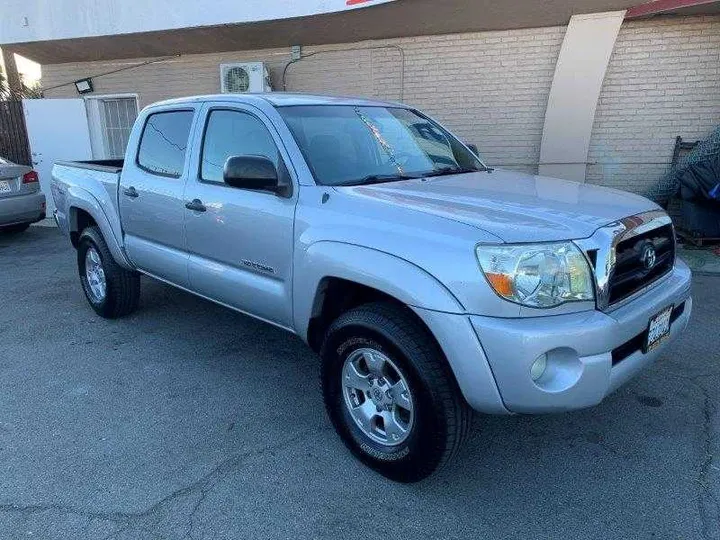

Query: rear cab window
<box><xmin>136</xmin><ymin>110</ymin><xmax>194</xmax><ymax>177</ymax></box>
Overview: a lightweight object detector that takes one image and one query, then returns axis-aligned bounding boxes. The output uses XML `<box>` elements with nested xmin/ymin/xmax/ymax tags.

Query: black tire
<box><xmin>77</xmin><ymin>226</ymin><xmax>140</xmax><ymax>318</ymax></box>
<box><xmin>320</xmin><ymin>302</ymin><xmax>472</xmax><ymax>482</ymax></box>
<box><xmin>1</xmin><ymin>223</ymin><xmax>30</xmax><ymax>233</ymax></box>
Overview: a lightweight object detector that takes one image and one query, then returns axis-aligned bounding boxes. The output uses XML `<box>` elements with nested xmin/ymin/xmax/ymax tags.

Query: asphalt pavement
<box><xmin>0</xmin><ymin>226</ymin><xmax>718</xmax><ymax>540</ymax></box>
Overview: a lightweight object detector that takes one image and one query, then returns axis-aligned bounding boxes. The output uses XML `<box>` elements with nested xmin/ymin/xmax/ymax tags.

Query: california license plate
<box><xmin>645</xmin><ymin>305</ymin><xmax>673</xmax><ymax>352</ymax></box>
<box><xmin>0</xmin><ymin>180</ymin><xmax>11</xmax><ymax>193</ymax></box>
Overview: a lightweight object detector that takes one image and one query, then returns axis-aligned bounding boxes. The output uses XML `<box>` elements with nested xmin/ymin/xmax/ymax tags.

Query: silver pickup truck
<box><xmin>52</xmin><ymin>93</ymin><xmax>692</xmax><ymax>482</ymax></box>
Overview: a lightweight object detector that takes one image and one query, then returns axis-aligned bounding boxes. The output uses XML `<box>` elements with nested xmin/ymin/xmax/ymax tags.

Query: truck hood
<box><xmin>336</xmin><ymin>169</ymin><xmax>659</xmax><ymax>242</ymax></box>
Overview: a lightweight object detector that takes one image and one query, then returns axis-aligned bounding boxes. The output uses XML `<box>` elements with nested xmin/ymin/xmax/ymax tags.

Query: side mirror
<box><xmin>223</xmin><ymin>155</ymin><xmax>279</xmax><ymax>192</ymax></box>
<box><xmin>467</xmin><ymin>143</ymin><xmax>480</xmax><ymax>157</ymax></box>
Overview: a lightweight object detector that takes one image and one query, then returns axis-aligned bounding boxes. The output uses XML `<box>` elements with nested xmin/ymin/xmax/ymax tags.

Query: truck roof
<box><xmin>147</xmin><ymin>93</ymin><xmax>408</xmax><ymax>110</ymax></box>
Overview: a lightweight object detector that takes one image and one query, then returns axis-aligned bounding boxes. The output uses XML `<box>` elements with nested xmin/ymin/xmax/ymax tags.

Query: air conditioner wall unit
<box><xmin>220</xmin><ymin>62</ymin><xmax>272</xmax><ymax>93</ymax></box>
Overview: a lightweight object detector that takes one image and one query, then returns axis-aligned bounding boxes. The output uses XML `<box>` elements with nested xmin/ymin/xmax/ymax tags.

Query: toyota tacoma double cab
<box><xmin>51</xmin><ymin>93</ymin><xmax>692</xmax><ymax>482</ymax></box>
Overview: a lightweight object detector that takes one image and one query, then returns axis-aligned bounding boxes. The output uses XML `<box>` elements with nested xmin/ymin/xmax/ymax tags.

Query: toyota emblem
<box><xmin>641</xmin><ymin>244</ymin><xmax>657</xmax><ymax>270</ymax></box>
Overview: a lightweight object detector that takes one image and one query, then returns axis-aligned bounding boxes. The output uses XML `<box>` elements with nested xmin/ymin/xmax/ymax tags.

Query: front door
<box><xmin>118</xmin><ymin>106</ymin><xmax>198</xmax><ymax>287</ymax></box>
<box><xmin>23</xmin><ymin>98</ymin><xmax>93</xmax><ymax>214</ymax></box>
<box><xmin>184</xmin><ymin>104</ymin><xmax>296</xmax><ymax>328</ymax></box>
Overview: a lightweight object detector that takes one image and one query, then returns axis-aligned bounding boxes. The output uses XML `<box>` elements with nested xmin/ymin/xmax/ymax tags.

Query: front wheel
<box><xmin>77</xmin><ymin>226</ymin><xmax>140</xmax><ymax>318</ymax></box>
<box><xmin>320</xmin><ymin>302</ymin><xmax>472</xmax><ymax>482</ymax></box>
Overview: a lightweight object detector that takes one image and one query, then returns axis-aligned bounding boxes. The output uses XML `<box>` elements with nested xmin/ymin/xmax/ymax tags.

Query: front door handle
<box><xmin>123</xmin><ymin>186</ymin><xmax>139</xmax><ymax>198</ymax></box>
<box><xmin>185</xmin><ymin>199</ymin><xmax>206</xmax><ymax>212</ymax></box>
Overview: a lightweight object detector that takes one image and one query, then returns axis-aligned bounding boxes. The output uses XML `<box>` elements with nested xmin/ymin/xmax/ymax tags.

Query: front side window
<box><xmin>200</xmin><ymin>109</ymin><xmax>281</xmax><ymax>183</ymax></box>
<box><xmin>278</xmin><ymin>105</ymin><xmax>484</xmax><ymax>186</ymax></box>
<box><xmin>136</xmin><ymin>110</ymin><xmax>194</xmax><ymax>177</ymax></box>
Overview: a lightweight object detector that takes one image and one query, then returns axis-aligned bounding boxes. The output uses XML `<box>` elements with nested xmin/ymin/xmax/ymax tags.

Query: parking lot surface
<box><xmin>0</xmin><ymin>227</ymin><xmax>718</xmax><ymax>540</ymax></box>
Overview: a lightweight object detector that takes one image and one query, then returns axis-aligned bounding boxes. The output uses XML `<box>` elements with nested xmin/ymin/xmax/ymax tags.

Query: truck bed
<box><xmin>51</xmin><ymin>160</ymin><xmax>125</xmax><ymax>244</ymax></box>
<box><xmin>55</xmin><ymin>159</ymin><xmax>124</xmax><ymax>173</ymax></box>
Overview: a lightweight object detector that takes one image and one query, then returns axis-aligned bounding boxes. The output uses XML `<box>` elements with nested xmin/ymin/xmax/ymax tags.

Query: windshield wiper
<box><xmin>421</xmin><ymin>166</ymin><xmax>487</xmax><ymax>178</ymax></box>
<box><xmin>335</xmin><ymin>173</ymin><xmax>420</xmax><ymax>187</ymax></box>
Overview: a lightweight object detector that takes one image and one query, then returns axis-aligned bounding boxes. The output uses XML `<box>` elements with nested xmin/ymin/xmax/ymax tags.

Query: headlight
<box><xmin>476</xmin><ymin>242</ymin><xmax>595</xmax><ymax>308</ymax></box>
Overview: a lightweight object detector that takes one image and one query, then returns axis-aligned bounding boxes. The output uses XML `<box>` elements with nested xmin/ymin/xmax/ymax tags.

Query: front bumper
<box><xmin>415</xmin><ymin>260</ymin><xmax>692</xmax><ymax>415</ymax></box>
<box><xmin>0</xmin><ymin>191</ymin><xmax>46</xmax><ymax>226</ymax></box>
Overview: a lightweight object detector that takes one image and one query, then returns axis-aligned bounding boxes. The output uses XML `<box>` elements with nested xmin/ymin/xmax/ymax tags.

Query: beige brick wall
<box><xmin>587</xmin><ymin>15</ymin><xmax>720</xmax><ymax>196</ymax></box>
<box><xmin>42</xmin><ymin>26</ymin><xmax>566</xmax><ymax>175</ymax></box>
<box><xmin>41</xmin><ymin>15</ymin><xmax>720</xmax><ymax>193</ymax></box>
<box><xmin>42</xmin><ymin>48</ymin><xmax>293</xmax><ymax>109</ymax></box>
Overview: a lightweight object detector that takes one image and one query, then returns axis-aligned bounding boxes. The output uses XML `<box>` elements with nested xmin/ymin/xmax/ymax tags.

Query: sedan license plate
<box><xmin>645</xmin><ymin>305</ymin><xmax>673</xmax><ymax>352</ymax></box>
<box><xmin>0</xmin><ymin>180</ymin><xmax>11</xmax><ymax>193</ymax></box>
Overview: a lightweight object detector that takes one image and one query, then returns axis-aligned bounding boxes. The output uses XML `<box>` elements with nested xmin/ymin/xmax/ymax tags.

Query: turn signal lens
<box><xmin>22</xmin><ymin>171</ymin><xmax>39</xmax><ymax>184</ymax></box>
<box><xmin>485</xmin><ymin>273</ymin><xmax>513</xmax><ymax>297</ymax></box>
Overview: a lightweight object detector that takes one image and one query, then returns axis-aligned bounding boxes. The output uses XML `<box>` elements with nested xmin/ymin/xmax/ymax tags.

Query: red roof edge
<box><xmin>626</xmin><ymin>0</ymin><xmax>719</xmax><ymax>18</ymax></box>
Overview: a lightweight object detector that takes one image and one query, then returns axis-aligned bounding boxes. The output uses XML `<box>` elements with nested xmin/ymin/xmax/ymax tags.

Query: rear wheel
<box><xmin>320</xmin><ymin>302</ymin><xmax>472</xmax><ymax>482</ymax></box>
<box><xmin>77</xmin><ymin>226</ymin><xmax>140</xmax><ymax>318</ymax></box>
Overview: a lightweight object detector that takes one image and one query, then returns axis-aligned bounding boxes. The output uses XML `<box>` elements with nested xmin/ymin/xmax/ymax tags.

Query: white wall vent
<box><xmin>220</xmin><ymin>62</ymin><xmax>272</xmax><ymax>93</ymax></box>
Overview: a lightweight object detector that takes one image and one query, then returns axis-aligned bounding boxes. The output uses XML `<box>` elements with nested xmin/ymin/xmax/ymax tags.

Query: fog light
<box><xmin>530</xmin><ymin>354</ymin><xmax>547</xmax><ymax>381</ymax></box>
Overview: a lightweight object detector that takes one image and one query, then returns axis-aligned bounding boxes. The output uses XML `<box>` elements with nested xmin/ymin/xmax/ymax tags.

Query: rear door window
<box><xmin>136</xmin><ymin>110</ymin><xmax>194</xmax><ymax>177</ymax></box>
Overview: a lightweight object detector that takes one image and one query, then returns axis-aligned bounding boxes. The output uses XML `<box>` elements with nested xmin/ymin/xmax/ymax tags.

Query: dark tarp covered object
<box><xmin>653</xmin><ymin>126</ymin><xmax>720</xmax><ymax>206</ymax></box>
<box><xmin>652</xmin><ymin>126</ymin><xmax>720</xmax><ymax>236</ymax></box>
<box><xmin>677</xmin><ymin>141</ymin><xmax>720</xmax><ymax>237</ymax></box>
<box><xmin>679</xmin><ymin>150</ymin><xmax>720</xmax><ymax>204</ymax></box>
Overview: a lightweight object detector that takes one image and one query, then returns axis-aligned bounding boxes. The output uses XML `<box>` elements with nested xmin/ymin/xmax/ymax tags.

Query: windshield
<box><xmin>277</xmin><ymin>105</ymin><xmax>485</xmax><ymax>186</ymax></box>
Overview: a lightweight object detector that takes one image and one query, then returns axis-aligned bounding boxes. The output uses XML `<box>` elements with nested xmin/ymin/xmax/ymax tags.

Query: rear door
<box><xmin>118</xmin><ymin>105</ymin><xmax>199</xmax><ymax>287</ymax></box>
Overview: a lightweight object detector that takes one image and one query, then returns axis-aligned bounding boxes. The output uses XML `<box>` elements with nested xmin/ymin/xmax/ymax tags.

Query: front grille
<box><xmin>607</xmin><ymin>224</ymin><xmax>675</xmax><ymax>305</ymax></box>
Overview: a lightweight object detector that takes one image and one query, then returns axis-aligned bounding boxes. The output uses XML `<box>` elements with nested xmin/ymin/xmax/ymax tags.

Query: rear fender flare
<box><xmin>66</xmin><ymin>187</ymin><xmax>133</xmax><ymax>270</ymax></box>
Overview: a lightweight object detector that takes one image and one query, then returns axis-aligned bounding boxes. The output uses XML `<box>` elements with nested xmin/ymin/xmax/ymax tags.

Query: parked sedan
<box><xmin>0</xmin><ymin>156</ymin><xmax>45</xmax><ymax>233</ymax></box>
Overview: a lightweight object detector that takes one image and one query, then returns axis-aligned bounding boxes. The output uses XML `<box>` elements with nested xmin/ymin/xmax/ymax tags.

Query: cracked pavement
<box><xmin>0</xmin><ymin>227</ymin><xmax>718</xmax><ymax>539</ymax></box>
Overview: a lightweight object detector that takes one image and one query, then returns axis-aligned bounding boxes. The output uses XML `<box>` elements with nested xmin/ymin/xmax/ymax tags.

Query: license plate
<box><xmin>0</xmin><ymin>180</ymin><xmax>10</xmax><ymax>193</ymax></box>
<box><xmin>645</xmin><ymin>305</ymin><xmax>673</xmax><ymax>352</ymax></box>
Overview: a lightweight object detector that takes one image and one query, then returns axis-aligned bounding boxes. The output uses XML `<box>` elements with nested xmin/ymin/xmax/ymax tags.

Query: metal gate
<box><xmin>0</xmin><ymin>99</ymin><xmax>31</xmax><ymax>165</ymax></box>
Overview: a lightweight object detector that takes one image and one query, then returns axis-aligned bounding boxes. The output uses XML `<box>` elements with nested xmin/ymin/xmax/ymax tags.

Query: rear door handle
<box><xmin>123</xmin><ymin>186</ymin><xmax>139</xmax><ymax>198</ymax></box>
<box><xmin>185</xmin><ymin>199</ymin><xmax>206</xmax><ymax>212</ymax></box>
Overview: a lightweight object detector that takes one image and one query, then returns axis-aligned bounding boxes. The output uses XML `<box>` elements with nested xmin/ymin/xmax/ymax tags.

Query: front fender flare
<box><xmin>293</xmin><ymin>241</ymin><xmax>465</xmax><ymax>342</ymax></box>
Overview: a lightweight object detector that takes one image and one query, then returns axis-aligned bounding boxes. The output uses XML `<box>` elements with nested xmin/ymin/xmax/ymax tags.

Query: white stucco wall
<box><xmin>0</xmin><ymin>0</ymin><xmax>395</xmax><ymax>45</ymax></box>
